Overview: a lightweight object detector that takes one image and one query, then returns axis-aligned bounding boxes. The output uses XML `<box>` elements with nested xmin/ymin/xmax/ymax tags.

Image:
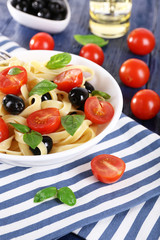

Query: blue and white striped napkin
<box><xmin>0</xmin><ymin>35</ymin><xmax>160</xmax><ymax>240</ymax></box>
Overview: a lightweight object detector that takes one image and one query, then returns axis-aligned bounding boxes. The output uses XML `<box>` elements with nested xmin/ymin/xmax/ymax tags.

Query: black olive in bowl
<box><xmin>3</xmin><ymin>94</ymin><xmax>25</xmax><ymax>115</ymax></box>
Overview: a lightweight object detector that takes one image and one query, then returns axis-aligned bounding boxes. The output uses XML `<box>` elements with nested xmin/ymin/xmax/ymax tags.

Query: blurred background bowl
<box><xmin>7</xmin><ymin>0</ymin><xmax>71</xmax><ymax>33</ymax></box>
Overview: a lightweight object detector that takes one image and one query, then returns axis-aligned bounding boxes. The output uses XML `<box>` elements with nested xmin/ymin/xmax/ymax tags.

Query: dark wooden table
<box><xmin>0</xmin><ymin>0</ymin><xmax>159</xmax><ymax>239</ymax></box>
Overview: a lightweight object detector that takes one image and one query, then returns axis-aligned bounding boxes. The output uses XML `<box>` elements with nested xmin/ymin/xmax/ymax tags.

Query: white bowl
<box><xmin>7</xmin><ymin>0</ymin><xmax>71</xmax><ymax>33</ymax></box>
<box><xmin>0</xmin><ymin>50</ymin><xmax>123</xmax><ymax>167</ymax></box>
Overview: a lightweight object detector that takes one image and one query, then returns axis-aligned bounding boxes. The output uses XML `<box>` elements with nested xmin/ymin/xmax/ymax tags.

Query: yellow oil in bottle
<box><xmin>89</xmin><ymin>0</ymin><xmax>132</xmax><ymax>39</ymax></box>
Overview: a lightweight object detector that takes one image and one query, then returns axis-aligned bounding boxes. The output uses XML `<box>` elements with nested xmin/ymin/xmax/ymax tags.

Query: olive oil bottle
<box><xmin>89</xmin><ymin>0</ymin><xmax>132</xmax><ymax>39</ymax></box>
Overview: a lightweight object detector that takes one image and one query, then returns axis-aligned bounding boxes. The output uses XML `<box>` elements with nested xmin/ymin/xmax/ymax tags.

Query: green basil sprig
<box><xmin>8</xmin><ymin>67</ymin><xmax>23</xmax><ymax>75</ymax></box>
<box><xmin>61</xmin><ymin>115</ymin><xmax>85</xmax><ymax>136</ymax></box>
<box><xmin>46</xmin><ymin>53</ymin><xmax>72</xmax><ymax>69</ymax></box>
<box><xmin>34</xmin><ymin>186</ymin><xmax>76</xmax><ymax>206</ymax></box>
<box><xmin>29</xmin><ymin>80</ymin><xmax>57</xmax><ymax>97</ymax></box>
<box><xmin>74</xmin><ymin>34</ymin><xmax>109</xmax><ymax>47</ymax></box>
<box><xmin>92</xmin><ymin>90</ymin><xmax>111</xmax><ymax>100</ymax></box>
<box><xmin>10</xmin><ymin>123</ymin><xmax>42</xmax><ymax>149</ymax></box>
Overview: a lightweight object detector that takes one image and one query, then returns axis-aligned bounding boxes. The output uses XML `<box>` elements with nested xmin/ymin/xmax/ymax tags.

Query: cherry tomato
<box><xmin>29</xmin><ymin>32</ymin><xmax>55</xmax><ymax>50</ymax></box>
<box><xmin>0</xmin><ymin>66</ymin><xmax>27</xmax><ymax>94</ymax></box>
<box><xmin>127</xmin><ymin>28</ymin><xmax>156</xmax><ymax>55</ymax></box>
<box><xmin>27</xmin><ymin>108</ymin><xmax>61</xmax><ymax>134</ymax></box>
<box><xmin>91</xmin><ymin>154</ymin><xmax>126</xmax><ymax>183</ymax></box>
<box><xmin>0</xmin><ymin>118</ymin><xmax>9</xmax><ymax>142</ymax></box>
<box><xmin>79</xmin><ymin>43</ymin><xmax>104</xmax><ymax>66</ymax></box>
<box><xmin>84</xmin><ymin>96</ymin><xmax>114</xmax><ymax>124</ymax></box>
<box><xmin>119</xmin><ymin>59</ymin><xmax>150</xmax><ymax>88</ymax></box>
<box><xmin>131</xmin><ymin>89</ymin><xmax>160</xmax><ymax>120</ymax></box>
<box><xmin>54</xmin><ymin>69</ymin><xmax>83</xmax><ymax>93</ymax></box>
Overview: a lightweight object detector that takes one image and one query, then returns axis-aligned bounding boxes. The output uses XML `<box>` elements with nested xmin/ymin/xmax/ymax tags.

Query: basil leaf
<box><xmin>23</xmin><ymin>131</ymin><xmax>42</xmax><ymax>149</ymax></box>
<box><xmin>9</xmin><ymin>122</ymin><xmax>30</xmax><ymax>133</ymax></box>
<box><xmin>92</xmin><ymin>90</ymin><xmax>111</xmax><ymax>100</ymax></box>
<box><xmin>29</xmin><ymin>80</ymin><xmax>57</xmax><ymax>97</ymax></box>
<box><xmin>8</xmin><ymin>67</ymin><xmax>23</xmax><ymax>75</ymax></box>
<box><xmin>34</xmin><ymin>187</ymin><xmax>57</xmax><ymax>203</ymax></box>
<box><xmin>46</xmin><ymin>53</ymin><xmax>72</xmax><ymax>69</ymax></box>
<box><xmin>61</xmin><ymin>115</ymin><xmax>85</xmax><ymax>136</ymax></box>
<box><xmin>74</xmin><ymin>34</ymin><xmax>109</xmax><ymax>47</ymax></box>
<box><xmin>57</xmin><ymin>187</ymin><xmax>76</xmax><ymax>206</ymax></box>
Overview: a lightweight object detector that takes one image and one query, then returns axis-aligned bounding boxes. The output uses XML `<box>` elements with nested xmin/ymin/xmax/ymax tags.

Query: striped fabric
<box><xmin>0</xmin><ymin>35</ymin><xmax>160</xmax><ymax>240</ymax></box>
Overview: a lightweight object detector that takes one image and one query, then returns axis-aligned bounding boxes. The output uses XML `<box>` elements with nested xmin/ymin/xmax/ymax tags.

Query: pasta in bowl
<box><xmin>0</xmin><ymin>50</ymin><xmax>123</xmax><ymax>167</ymax></box>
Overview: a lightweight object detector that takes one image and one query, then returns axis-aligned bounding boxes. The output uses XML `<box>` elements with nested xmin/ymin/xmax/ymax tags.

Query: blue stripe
<box><xmin>147</xmin><ymin>216</ymin><xmax>160</xmax><ymax>240</ymax></box>
<box><xmin>124</xmin><ymin>196</ymin><xmax>159</xmax><ymax>240</ymax></box>
<box><xmin>1</xmin><ymin>171</ymin><xmax>159</xmax><ymax>225</ymax></box>
<box><xmin>2</xmin><ymin>188</ymin><xmax>158</xmax><ymax>240</ymax></box>
<box><xmin>1</xmin><ymin>152</ymin><xmax>159</xmax><ymax>211</ymax></box>
<box><xmin>99</xmin><ymin>210</ymin><xmax>129</xmax><ymax>240</ymax></box>
<box><xmin>0</xmin><ymin>40</ymin><xmax>10</xmax><ymax>46</ymax></box>
<box><xmin>6</xmin><ymin>46</ymin><xmax>21</xmax><ymax>53</ymax></box>
<box><xmin>78</xmin><ymin>222</ymin><xmax>97</xmax><ymax>238</ymax></box>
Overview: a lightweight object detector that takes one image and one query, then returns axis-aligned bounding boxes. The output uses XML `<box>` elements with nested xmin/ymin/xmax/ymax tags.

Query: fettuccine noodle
<box><xmin>0</xmin><ymin>56</ymin><xmax>97</xmax><ymax>155</ymax></box>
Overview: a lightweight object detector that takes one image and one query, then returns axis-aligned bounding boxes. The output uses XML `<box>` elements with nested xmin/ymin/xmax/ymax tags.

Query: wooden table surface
<box><xmin>0</xmin><ymin>0</ymin><xmax>160</xmax><ymax>239</ymax></box>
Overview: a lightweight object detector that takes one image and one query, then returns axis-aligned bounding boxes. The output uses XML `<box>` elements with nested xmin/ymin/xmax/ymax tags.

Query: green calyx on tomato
<box><xmin>9</xmin><ymin>122</ymin><xmax>42</xmax><ymax>149</ymax></box>
<box><xmin>8</xmin><ymin>67</ymin><xmax>23</xmax><ymax>75</ymax></box>
<box><xmin>46</xmin><ymin>53</ymin><xmax>72</xmax><ymax>69</ymax></box>
<box><xmin>34</xmin><ymin>186</ymin><xmax>76</xmax><ymax>206</ymax></box>
<box><xmin>84</xmin><ymin>96</ymin><xmax>114</xmax><ymax>124</ymax></box>
<box><xmin>0</xmin><ymin>65</ymin><xmax>27</xmax><ymax>95</ymax></box>
<box><xmin>61</xmin><ymin>114</ymin><xmax>85</xmax><ymax>136</ymax></box>
<box><xmin>29</xmin><ymin>79</ymin><xmax>57</xmax><ymax>97</ymax></box>
<box><xmin>91</xmin><ymin>154</ymin><xmax>126</xmax><ymax>184</ymax></box>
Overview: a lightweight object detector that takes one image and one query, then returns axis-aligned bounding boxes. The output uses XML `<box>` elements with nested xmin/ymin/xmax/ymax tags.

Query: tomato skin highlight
<box><xmin>84</xmin><ymin>96</ymin><xmax>114</xmax><ymax>124</ymax></box>
<box><xmin>127</xmin><ymin>28</ymin><xmax>155</xmax><ymax>55</ymax></box>
<box><xmin>54</xmin><ymin>69</ymin><xmax>83</xmax><ymax>93</ymax></box>
<box><xmin>119</xmin><ymin>59</ymin><xmax>150</xmax><ymax>88</ymax></box>
<box><xmin>27</xmin><ymin>108</ymin><xmax>61</xmax><ymax>134</ymax></box>
<box><xmin>0</xmin><ymin>66</ymin><xmax>27</xmax><ymax>94</ymax></box>
<box><xmin>91</xmin><ymin>154</ymin><xmax>126</xmax><ymax>183</ymax></box>
<box><xmin>0</xmin><ymin>118</ymin><xmax>9</xmax><ymax>142</ymax></box>
<box><xmin>29</xmin><ymin>32</ymin><xmax>55</xmax><ymax>50</ymax></box>
<box><xmin>131</xmin><ymin>89</ymin><xmax>160</xmax><ymax>120</ymax></box>
<box><xmin>79</xmin><ymin>43</ymin><xmax>104</xmax><ymax>66</ymax></box>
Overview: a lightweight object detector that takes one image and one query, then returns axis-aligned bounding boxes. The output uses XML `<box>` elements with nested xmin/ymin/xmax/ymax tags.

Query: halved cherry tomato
<box><xmin>29</xmin><ymin>32</ymin><xmax>55</xmax><ymax>50</ymax></box>
<box><xmin>127</xmin><ymin>28</ymin><xmax>156</xmax><ymax>55</ymax></box>
<box><xmin>0</xmin><ymin>118</ymin><xmax>9</xmax><ymax>142</ymax></box>
<box><xmin>27</xmin><ymin>108</ymin><xmax>61</xmax><ymax>134</ymax></box>
<box><xmin>54</xmin><ymin>69</ymin><xmax>83</xmax><ymax>93</ymax></box>
<box><xmin>91</xmin><ymin>154</ymin><xmax>126</xmax><ymax>183</ymax></box>
<box><xmin>131</xmin><ymin>89</ymin><xmax>160</xmax><ymax>120</ymax></box>
<box><xmin>119</xmin><ymin>59</ymin><xmax>150</xmax><ymax>88</ymax></box>
<box><xmin>0</xmin><ymin>66</ymin><xmax>27</xmax><ymax>94</ymax></box>
<box><xmin>79</xmin><ymin>43</ymin><xmax>104</xmax><ymax>66</ymax></box>
<box><xmin>84</xmin><ymin>96</ymin><xmax>114</xmax><ymax>124</ymax></box>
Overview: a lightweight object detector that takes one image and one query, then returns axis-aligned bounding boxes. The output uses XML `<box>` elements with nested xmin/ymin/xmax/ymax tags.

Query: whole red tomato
<box><xmin>119</xmin><ymin>58</ymin><xmax>150</xmax><ymax>88</ymax></box>
<box><xmin>131</xmin><ymin>89</ymin><xmax>160</xmax><ymax>120</ymax></box>
<box><xmin>79</xmin><ymin>43</ymin><xmax>104</xmax><ymax>66</ymax></box>
<box><xmin>29</xmin><ymin>32</ymin><xmax>55</xmax><ymax>50</ymax></box>
<box><xmin>127</xmin><ymin>28</ymin><xmax>156</xmax><ymax>55</ymax></box>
